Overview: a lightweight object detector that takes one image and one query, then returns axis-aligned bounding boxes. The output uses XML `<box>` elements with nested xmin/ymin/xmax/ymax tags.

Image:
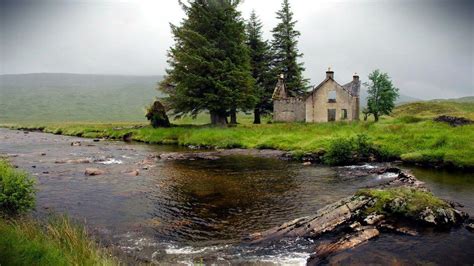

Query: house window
<box><xmin>328</xmin><ymin>91</ymin><xmax>336</xmax><ymax>103</ymax></box>
<box><xmin>341</xmin><ymin>109</ymin><xmax>348</xmax><ymax>120</ymax></box>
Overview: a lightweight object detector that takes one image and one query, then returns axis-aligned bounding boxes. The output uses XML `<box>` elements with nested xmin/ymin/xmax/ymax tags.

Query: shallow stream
<box><xmin>1</xmin><ymin>128</ymin><xmax>472</xmax><ymax>264</ymax></box>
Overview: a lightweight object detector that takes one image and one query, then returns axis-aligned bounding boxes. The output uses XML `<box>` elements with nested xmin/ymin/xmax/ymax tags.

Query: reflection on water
<box><xmin>0</xmin><ymin>128</ymin><xmax>473</xmax><ymax>264</ymax></box>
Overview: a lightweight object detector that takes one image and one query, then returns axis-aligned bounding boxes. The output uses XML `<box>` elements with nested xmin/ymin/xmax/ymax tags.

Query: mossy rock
<box><xmin>357</xmin><ymin>188</ymin><xmax>467</xmax><ymax>226</ymax></box>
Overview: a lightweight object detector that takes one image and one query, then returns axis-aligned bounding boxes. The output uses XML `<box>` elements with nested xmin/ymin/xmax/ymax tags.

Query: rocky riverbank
<box><xmin>244</xmin><ymin>167</ymin><xmax>471</xmax><ymax>264</ymax></box>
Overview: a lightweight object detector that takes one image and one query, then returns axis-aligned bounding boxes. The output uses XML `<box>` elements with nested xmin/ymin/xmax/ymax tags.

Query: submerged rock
<box><xmin>71</xmin><ymin>141</ymin><xmax>81</xmax><ymax>146</ymax></box>
<box><xmin>466</xmin><ymin>222</ymin><xmax>474</xmax><ymax>232</ymax></box>
<box><xmin>124</xmin><ymin>169</ymin><xmax>140</xmax><ymax>176</ymax></box>
<box><xmin>310</xmin><ymin>227</ymin><xmax>380</xmax><ymax>264</ymax></box>
<box><xmin>55</xmin><ymin>159</ymin><xmax>91</xmax><ymax>164</ymax></box>
<box><xmin>85</xmin><ymin>168</ymin><xmax>105</xmax><ymax>176</ymax></box>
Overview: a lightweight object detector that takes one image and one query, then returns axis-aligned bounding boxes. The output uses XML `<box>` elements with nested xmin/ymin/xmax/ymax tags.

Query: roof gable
<box><xmin>305</xmin><ymin>76</ymin><xmax>360</xmax><ymax>99</ymax></box>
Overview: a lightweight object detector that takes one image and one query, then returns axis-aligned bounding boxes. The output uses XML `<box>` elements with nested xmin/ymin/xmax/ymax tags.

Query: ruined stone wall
<box><xmin>305</xmin><ymin>80</ymin><xmax>359</xmax><ymax>122</ymax></box>
<box><xmin>273</xmin><ymin>98</ymin><xmax>306</xmax><ymax>122</ymax></box>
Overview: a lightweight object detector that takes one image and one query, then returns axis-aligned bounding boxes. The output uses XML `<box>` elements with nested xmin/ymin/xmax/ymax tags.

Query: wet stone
<box><xmin>85</xmin><ymin>168</ymin><xmax>105</xmax><ymax>176</ymax></box>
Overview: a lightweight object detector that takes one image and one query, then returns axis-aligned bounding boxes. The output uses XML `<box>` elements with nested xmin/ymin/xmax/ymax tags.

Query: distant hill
<box><xmin>0</xmin><ymin>73</ymin><xmax>163</xmax><ymax>123</ymax></box>
<box><xmin>429</xmin><ymin>96</ymin><xmax>474</xmax><ymax>103</ymax></box>
<box><xmin>359</xmin><ymin>88</ymin><xmax>421</xmax><ymax>107</ymax></box>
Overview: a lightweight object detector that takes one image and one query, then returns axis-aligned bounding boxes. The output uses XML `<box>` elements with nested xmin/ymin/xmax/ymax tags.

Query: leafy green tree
<box><xmin>364</xmin><ymin>70</ymin><xmax>399</xmax><ymax>122</ymax></box>
<box><xmin>271</xmin><ymin>0</ymin><xmax>308</xmax><ymax>96</ymax></box>
<box><xmin>160</xmin><ymin>0</ymin><xmax>255</xmax><ymax>125</ymax></box>
<box><xmin>246</xmin><ymin>10</ymin><xmax>274</xmax><ymax>124</ymax></box>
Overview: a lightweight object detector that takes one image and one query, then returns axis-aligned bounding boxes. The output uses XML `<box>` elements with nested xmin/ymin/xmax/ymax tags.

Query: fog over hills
<box><xmin>0</xmin><ymin>73</ymin><xmax>163</xmax><ymax>123</ymax></box>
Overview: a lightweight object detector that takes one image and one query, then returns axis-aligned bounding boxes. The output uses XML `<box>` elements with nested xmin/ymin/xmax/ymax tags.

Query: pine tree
<box><xmin>271</xmin><ymin>0</ymin><xmax>308</xmax><ymax>96</ymax></box>
<box><xmin>246</xmin><ymin>10</ymin><xmax>273</xmax><ymax>124</ymax></box>
<box><xmin>160</xmin><ymin>0</ymin><xmax>255</xmax><ymax>125</ymax></box>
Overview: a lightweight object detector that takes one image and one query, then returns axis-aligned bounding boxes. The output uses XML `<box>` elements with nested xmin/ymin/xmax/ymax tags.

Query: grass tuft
<box><xmin>0</xmin><ymin>216</ymin><xmax>118</xmax><ymax>266</ymax></box>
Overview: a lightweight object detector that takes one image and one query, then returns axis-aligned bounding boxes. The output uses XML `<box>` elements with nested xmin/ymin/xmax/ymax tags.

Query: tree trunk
<box><xmin>210</xmin><ymin>111</ymin><xmax>227</xmax><ymax>126</ymax></box>
<box><xmin>230</xmin><ymin>108</ymin><xmax>237</xmax><ymax>124</ymax></box>
<box><xmin>374</xmin><ymin>113</ymin><xmax>379</xmax><ymax>122</ymax></box>
<box><xmin>253</xmin><ymin>108</ymin><xmax>261</xmax><ymax>124</ymax></box>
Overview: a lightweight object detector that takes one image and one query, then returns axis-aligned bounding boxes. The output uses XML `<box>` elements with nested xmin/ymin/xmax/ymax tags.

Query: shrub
<box><xmin>353</xmin><ymin>134</ymin><xmax>372</xmax><ymax>159</ymax></box>
<box><xmin>0</xmin><ymin>160</ymin><xmax>36</xmax><ymax>215</ymax></box>
<box><xmin>323</xmin><ymin>134</ymin><xmax>377</xmax><ymax>165</ymax></box>
<box><xmin>323</xmin><ymin>138</ymin><xmax>354</xmax><ymax>165</ymax></box>
<box><xmin>146</xmin><ymin>100</ymin><xmax>170</xmax><ymax>128</ymax></box>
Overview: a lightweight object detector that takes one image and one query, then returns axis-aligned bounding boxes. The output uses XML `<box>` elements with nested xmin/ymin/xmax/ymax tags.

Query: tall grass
<box><xmin>0</xmin><ymin>216</ymin><xmax>118</xmax><ymax>266</ymax></box>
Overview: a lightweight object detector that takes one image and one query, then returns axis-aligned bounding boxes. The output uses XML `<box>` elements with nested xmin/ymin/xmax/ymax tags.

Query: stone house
<box><xmin>272</xmin><ymin>69</ymin><xmax>360</xmax><ymax>122</ymax></box>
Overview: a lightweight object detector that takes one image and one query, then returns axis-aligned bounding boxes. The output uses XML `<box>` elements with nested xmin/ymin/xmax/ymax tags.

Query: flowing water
<box><xmin>1</xmin><ymin>128</ymin><xmax>473</xmax><ymax>265</ymax></box>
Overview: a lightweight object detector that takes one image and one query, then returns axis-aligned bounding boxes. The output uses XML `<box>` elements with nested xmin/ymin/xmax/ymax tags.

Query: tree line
<box><xmin>158</xmin><ymin>0</ymin><xmax>398</xmax><ymax>125</ymax></box>
<box><xmin>159</xmin><ymin>0</ymin><xmax>306</xmax><ymax>125</ymax></box>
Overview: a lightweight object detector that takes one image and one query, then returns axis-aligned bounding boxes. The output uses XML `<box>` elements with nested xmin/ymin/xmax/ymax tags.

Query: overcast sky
<box><xmin>1</xmin><ymin>0</ymin><xmax>473</xmax><ymax>99</ymax></box>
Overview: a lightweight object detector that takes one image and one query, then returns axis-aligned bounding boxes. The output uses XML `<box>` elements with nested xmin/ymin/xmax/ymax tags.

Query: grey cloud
<box><xmin>1</xmin><ymin>0</ymin><xmax>472</xmax><ymax>99</ymax></box>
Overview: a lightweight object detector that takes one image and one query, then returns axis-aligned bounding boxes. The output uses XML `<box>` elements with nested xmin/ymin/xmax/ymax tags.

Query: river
<box><xmin>0</xmin><ymin>128</ymin><xmax>472</xmax><ymax>265</ymax></box>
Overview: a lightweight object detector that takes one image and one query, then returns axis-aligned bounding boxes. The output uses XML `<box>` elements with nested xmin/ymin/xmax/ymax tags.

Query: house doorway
<box><xmin>328</xmin><ymin>109</ymin><xmax>336</xmax><ymax>121</ymax></box>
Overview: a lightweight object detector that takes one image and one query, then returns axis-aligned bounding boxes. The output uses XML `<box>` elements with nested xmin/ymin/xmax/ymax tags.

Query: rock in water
<box><xmin>71</xmin><ymin>141</ymin><xmax>81</xmax><ymax>146</ymax></box>
<box><xmin>85</xmin><ymin>168</ymin><xmax>105</xmax><ymax>176</ymax></box>
<box><xmin>310</xmin><ymin>227</ymin><xmax>380</xmax><ymax>264</ymax></box>
<box><xmin>146</xmin><ymin>100</ymin><xmax>170</xmax><ymax>128</ymax></box>
<box><xmin>125</xmin><ymin>169</ymin><xmax>140</xmax><ymax>176</ymax></box>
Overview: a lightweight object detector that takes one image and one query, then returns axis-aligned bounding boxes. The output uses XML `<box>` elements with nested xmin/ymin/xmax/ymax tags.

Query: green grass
<box><xmin>0</xmin><ymin>216</ymin><xmax>118</xmax><ymax>266</ymax></box>
<box><xmin>2</xmin><ymin>101</ymin><xmax>473</xmax><ymax>169</ymax></box>
<box><xmin>0</xmin><ymin>159</ymin><xmax>36</xmax><ymax>215</ymax></box>
<box><xmin>357</xmin><ymin>187</ymin><xmax>450</xmax><ymax>218</ymax></box>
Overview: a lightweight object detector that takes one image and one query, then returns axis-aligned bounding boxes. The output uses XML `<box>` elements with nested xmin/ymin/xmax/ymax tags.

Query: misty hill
<box><xmin>359</xmin><ymin>87</ymin><xmax>420</xmax><ymax>107</ymax></box>
<box><xmin>429</xmin><ymin>96</ymin><xmax>474</xmax><ymax>103</ymax></box>
<box><xmin>0</xmin><ymin>73</ymin><xmax>163</xmax><ymax>123</ymax></box>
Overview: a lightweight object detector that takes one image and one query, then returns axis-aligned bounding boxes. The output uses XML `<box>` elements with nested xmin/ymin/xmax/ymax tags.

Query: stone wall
<box><xmin>273</xmin><ymin>97</ymin><xmax>306</xmax><ymax>122</ymax></box>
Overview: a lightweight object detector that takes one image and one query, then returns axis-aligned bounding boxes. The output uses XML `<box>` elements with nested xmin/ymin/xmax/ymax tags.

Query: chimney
<box><xmin>353</xmin><ymin>72</ymin><xmax>359</xmax><ymax>83</ymax></box>
<box><xmin>326</xmin><ymin>67</ymin><xmax>334</xmax><ymax>79</ymax></box>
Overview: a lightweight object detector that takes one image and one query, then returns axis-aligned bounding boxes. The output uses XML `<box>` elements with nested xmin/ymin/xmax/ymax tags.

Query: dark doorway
<box><xmin>341</xmin><ymin>109</ymin><xmax>348</xmax><ymax>120</ymax></box>
<box><xmin>328</xmin><ymin>109</ymin><xmax>336</xmax><ymax>121</ymax></box>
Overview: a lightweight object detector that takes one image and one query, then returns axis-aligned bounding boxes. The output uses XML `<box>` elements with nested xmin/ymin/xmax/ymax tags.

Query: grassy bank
<box><xmin>2</xmin><ymin>101</ymin><xmax>473</xmax><ymax>169</ymax></box>
<box><xmin>0</xmin><ymin>216</ymin><xmax>117</xmax><ymax>266</ymax></box>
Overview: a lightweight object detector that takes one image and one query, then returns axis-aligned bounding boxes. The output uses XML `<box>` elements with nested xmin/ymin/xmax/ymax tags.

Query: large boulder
<box><xmin>146</xmin><ymin>100</ymin><xmax>170</xmax><ymax>128</ymax></box>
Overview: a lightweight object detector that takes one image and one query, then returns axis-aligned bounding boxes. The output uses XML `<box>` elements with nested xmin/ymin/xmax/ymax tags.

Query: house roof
<box><xmin>305</xmin><ymin>76</ymin><xmax>360</xmax><ymax>100</ymax></box>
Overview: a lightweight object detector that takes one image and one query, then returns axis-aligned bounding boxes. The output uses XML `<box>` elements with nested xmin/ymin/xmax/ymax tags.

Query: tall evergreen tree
<box><xmin>160</xmin><ymin>0</ymin><xmax>255</xmax><ymax>125</ymax></box>
<box><xmin>246</xmin><ymin>10</ymin><xmax>273</xmax><ymax>124</ymax></box>
<box><xmin>271</xmin><ymin>0</ymin><xmax>308</xmax><ymax>96</ymax></box>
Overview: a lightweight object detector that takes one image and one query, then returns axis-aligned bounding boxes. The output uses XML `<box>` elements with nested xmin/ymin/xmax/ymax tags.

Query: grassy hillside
<box><xmin>430</xmin><ymin>96</ymin><xmax>474</xmax><ymax>103</ymax></box>
<box><xmin>393</xmin><ymin>101</ymin><xmax>474</xmax><ymax>119</ymax></box>
<box><xmin>0</xmin><ymin>73</ymin><xmax>163</xmax><ymax>123</ymax></box>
